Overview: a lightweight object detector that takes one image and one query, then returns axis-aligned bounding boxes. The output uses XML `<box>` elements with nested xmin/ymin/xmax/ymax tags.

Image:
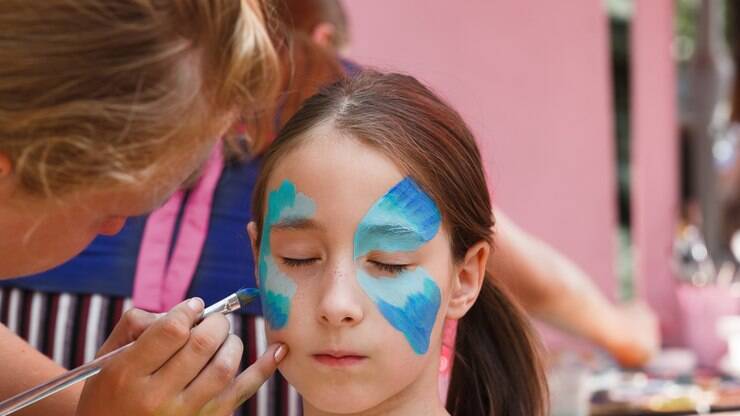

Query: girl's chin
<box><xmin>301</xmin><ymin>388</ymin><xmax>385</xmax><ymax>415</ymax></box>
<box><xmin>305</xmin><ymin>400</ymin><xmax>374</xmax><ymax>415</ymax></box>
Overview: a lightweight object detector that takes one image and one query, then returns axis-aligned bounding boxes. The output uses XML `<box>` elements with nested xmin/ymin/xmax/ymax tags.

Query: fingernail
<box><xmin>274</xmin><ymin>344</ymin><xmax>287</xmax><ymax>363</ymax></box>
<box><xmin>188</xmin><ymin>297</ymin><xmax>204</xmax><ymax>312</ymax></box>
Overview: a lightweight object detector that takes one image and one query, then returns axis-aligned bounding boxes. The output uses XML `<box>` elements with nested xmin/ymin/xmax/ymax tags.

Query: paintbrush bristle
<box><xmin>236</xmin><ymin>287</ymin><xmax>260</xmax><ymax>305</ymax></box>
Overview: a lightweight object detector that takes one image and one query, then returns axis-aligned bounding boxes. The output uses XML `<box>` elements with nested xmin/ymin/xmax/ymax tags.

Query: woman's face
<box><xmin>249</xmin><ymin>124</ymin><xmax>458</xmax><ymax>414</ymax></box>
<box><xmin>0</xmin><ymin>135</ymin><xmax>216</xmax><ymax>279</ymax></box>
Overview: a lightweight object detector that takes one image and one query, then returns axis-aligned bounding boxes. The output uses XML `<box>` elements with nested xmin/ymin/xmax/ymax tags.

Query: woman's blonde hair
<box><xmin>0</xmin><ymin>0</ymin><xmax>278</xmax><ymax>196</ymax></box>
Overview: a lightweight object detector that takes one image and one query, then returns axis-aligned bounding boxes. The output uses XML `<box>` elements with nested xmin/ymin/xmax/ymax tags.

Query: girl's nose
<box><xmin>317</xmin><ymin>267</ymin><xmax>364</xmax><ymax>327</ymax></box>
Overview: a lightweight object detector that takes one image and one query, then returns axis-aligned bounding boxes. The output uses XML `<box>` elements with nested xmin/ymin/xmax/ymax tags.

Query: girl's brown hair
<box><xmin>252</xmin><ymin>71</ymin><xmax>548</xmax><ymax>415</ymax></box>
<box><xmin>0</xmin><ymin>0</ymin><xmax>278</xmax><ymax>196</ymax></box>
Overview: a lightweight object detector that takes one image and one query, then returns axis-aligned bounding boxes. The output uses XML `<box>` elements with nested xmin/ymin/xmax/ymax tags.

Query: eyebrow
<box><xmin>358</xmin><ymin>222</ymin><xmax>426</xmax><ymax>241</ymax></box>
<box><xmin>270</xmin><ymin>217</ymin><xmax>325</xmax><ymax>232</ymax></box>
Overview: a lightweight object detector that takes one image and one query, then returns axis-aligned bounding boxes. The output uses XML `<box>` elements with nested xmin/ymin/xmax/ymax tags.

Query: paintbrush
<box><xmin>0</xmin><ymin>288</ymin><xmax>260</xmax><ymax>416</ymax></box>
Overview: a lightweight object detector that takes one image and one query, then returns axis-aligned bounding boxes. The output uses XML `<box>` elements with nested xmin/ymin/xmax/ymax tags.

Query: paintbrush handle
<box><xmin>0</xmin><ymin>292</ymin><xmax>246</xmax><ymax>415</ymax></box>
<box><xmin>0</xmin><ymin>342</ymin><xmax>132</xmax><ymax>415</ymax></box>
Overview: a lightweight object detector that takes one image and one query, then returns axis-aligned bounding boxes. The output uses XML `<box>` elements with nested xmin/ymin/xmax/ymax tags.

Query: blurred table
<box><xmin>549</xmin><ymin>350</ymin><xmax>740</xmax><ymax>416</ymax></box>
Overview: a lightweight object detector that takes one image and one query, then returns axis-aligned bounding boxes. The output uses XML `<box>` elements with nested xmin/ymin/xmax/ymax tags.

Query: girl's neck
<box><xmin>302</xmin><ymin>356</ymin><xmax>450</xmax><ymax>416</ymax></box>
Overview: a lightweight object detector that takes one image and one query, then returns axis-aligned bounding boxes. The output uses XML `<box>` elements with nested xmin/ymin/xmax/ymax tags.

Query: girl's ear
<box><xmin>247</xmin><ymin>221</ymin><xmax>260</xmax><ymax>287</ymax></box>
<box><xmin>446</xmin><ymin>241</ymin><xmax>490</xmax><ymax>320</ymax></box>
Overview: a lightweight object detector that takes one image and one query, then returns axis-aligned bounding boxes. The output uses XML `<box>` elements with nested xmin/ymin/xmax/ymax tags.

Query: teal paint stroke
<box><xmin>357</xmin><ymin>268</ymin><xmax>441</xmax><ymax>354</ymax></box>
<box><xmin>354</xmin><ymin>177</ymin><xmax>442</xmax><ymax>354</ymax></box>
<box><xmin>259</xmin><ymin>180</ymin><xmax>316</xmax><ymax>329</ymax></box>
<box><xmin>354</xmin><ymin>177</ymin><xmax>441</xmax><ymax>258</ymax></box>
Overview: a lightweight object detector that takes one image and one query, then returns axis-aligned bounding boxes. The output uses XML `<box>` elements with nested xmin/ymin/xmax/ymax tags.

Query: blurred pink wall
<box><xmin>345</xmin><ymin>1</ymin><xmax>618</xmax><ymax>297</ymax></box>
<box><xmin>631</xmin><ymin>0</ymin><xmax>680</xmax><ymax>344</ymax></box>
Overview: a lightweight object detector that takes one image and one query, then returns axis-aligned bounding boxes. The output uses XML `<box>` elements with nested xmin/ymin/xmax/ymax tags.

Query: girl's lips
<box><xmin>312</xmin><ymin>353</ymin><xmax>367</xmax><ymax>367</ymax></box>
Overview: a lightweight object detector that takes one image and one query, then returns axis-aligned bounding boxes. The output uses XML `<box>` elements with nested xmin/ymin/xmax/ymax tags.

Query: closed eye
<box><xmin>281</xmin><ymin>257</ymin><xmax>320</xmax><ymax>267</ymax></box>
<box><xmin>368</xmin><ymin>260</ymin><xmax>409</xmax><ymax>274</ymax></box>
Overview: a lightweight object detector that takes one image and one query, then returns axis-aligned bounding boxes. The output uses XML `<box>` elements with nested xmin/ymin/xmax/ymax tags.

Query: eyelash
<box><xmin>281</xmin><ymin>257</ymin><xmax>319</xmax><ymax>267</ymax></box>
<box><xmin>369</xmin><ymin>261</ymin><xmax>409</xmax><ymax>274</ymax></box>
<box><xmin>280</xmin><ymin>258</ymin><xmax>409</xmax><ymax>274</ymax></box>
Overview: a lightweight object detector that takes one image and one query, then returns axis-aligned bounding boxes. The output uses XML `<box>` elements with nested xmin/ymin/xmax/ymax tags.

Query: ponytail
<box><xmin>446</xmin><ymin>275</ymin><xmax>548</xmax><ymax>415</ymax></box>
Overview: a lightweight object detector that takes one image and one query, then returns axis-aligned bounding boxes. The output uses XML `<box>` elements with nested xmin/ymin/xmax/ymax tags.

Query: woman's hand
<box><xmin>608</xmin><ymin>300</ymin><xmax>660</xmax><ymax>368</ymax></box>
<box><xmin>75</xmin><ymin>298</ymin><xmax>286</xmax><ymax>416</ymax></box>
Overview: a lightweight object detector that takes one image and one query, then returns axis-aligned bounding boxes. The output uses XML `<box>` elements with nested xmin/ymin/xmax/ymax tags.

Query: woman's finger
<box><xmin>198</xmin><ymin>343</ymin><xmax>287</xmax><ymax>415</ymax></box>
<box><xmin>152</xmin><ymin>313</ymin><xmax>231</xmax><ymax>394</ymax></box>
<box><xmin>124</xmin><ymin>298</ymin><xmax>205</xmax><ymax>375</ymax></box>
<box><xmin>181</xmin><ymin>334</ymin><xmax>244</xmax><ymax>411</ymax></box>
<box><xmin>96</xmin><ymin>307</ymin><xmax>158</xmax><ymax>357</ymax></box>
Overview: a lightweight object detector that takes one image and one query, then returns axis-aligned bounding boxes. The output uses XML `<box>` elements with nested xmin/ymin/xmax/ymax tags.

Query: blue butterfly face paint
<box><xmin>260</xmin><ymin>180</ymin><xmax>316</xmax><ymax>329</ymax></box>
<box><xmin>354</xmin><ymin>177</ymin><xmax>442</xmax><ymax>354</ymax></box>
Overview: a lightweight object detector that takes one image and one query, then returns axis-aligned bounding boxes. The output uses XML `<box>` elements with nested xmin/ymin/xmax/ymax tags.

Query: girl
<box><xmin>248</xmin><ymin>71</ymin><xmax>548</xmax><ymax>415</ymax></box>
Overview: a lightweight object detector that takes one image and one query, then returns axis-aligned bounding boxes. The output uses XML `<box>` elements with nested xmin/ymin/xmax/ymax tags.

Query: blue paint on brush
<box><xmin>354</xmin><ymin>177</ymin><xmax>442</xmax><ymax>354</ymax></box>
<box><xmin>259</xmin><ymin>180</ymin><xmax>316</xmax><ymax>329</ymax></box>
<box><xmin>236</xmin><ymin>287</ymin><xmax>261</xmax><ymax>305</ymax></box>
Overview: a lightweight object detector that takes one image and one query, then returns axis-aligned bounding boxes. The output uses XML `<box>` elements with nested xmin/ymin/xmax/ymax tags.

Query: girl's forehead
<box><xmin>266</xmin><ymin>135</ymin><xmax>407</xmax><ymax>222</ymax></box>
<box><xmin>271</xmin><ymin>133</ymin><xmax>403</xmax><ymax>190</ymax></box>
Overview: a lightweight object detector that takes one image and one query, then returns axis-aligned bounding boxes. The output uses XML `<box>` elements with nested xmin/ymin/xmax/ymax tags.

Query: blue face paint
<box><xmin>354</xmin><ymin>177</ymin><xmax>442</xmax><ymax>354</ymax></box>
<box><xmin>259</xmin><ymin>180</ymin><xmax>316</xmax><ymax>329</ymax></box>
<box><xmin>354</xmin><ymin>178</ymin><xmax>441</xmax><ymax>257</ymax></box>
<box><xmin>357</xmin><ymin>268</ymin><xmax>441</xmax><ymax>354</ymax></box>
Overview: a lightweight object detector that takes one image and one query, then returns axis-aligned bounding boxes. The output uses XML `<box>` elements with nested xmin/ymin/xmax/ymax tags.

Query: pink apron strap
<box><xmin>132</xmin><ymin>143</ymin><xmax>224</xmax><ymax>312</ymax></box>
<box><xmin>438</xmin><ymin>318</ymin><xmax>458</xmax><ymax>403</ymax></box>
<box><xmin>160</xmin><ymin>144</ymin><xmax>224</xmax><ymax>310</ymax></box>
<box><xmin>131</xmin><ymin>190</ymin><xmax>184</xmax><ymax>311</ymax></box>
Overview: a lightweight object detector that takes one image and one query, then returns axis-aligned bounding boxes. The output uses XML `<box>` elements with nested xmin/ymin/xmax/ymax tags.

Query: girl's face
<box><xmin>249</xmin><ymin>123</ymin><xmax>465</xmax><ymax>414</ymax></box>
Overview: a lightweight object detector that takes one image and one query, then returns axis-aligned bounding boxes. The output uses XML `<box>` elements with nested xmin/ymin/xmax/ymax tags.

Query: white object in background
<box><xmin>717</xmin><ymin>315</ymin><xmax>740</xmax><ymax>378</ymax></box>
<box><xmin>548</xmin><ymin>354</ymin><xmax>590</xmax><ymax>416</ymax></box>
<box><xmin>645</xmin><ymin>348</ymin><xmax>697</xmax><ymax>378</ymax></box>
<box><xmin>731</xmin><ymin>231</ymin><xmax>740</xmax><ymax>263</ymax></box>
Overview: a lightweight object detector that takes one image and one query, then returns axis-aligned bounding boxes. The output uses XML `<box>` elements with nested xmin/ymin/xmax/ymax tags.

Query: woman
<box><xmin>0</xmin><ymin>1</ymin><xmax>284</xmax><ymax>415</ymax></box>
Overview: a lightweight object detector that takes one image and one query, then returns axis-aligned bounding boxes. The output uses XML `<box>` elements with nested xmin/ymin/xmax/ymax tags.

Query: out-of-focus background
<box><xmin>345</xmin><ymin>0</ymin><xmax>740</xmax><ymax>414</ymax></box>
<box><xmin>0</xmin><ymin>1</ymin><xmax>737</xmax><ymax>414</ymax></box>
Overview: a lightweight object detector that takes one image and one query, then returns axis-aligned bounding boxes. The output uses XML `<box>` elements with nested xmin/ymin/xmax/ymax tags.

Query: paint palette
<box><xmin>549</xmin><ymin>350</ymin><xmax>740</xmax><ymax>415</ymax></box>
<box><xmin>587</xmin><ymin>371</ymin><xmax>740</xmax><ymax>415</ymax></box>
